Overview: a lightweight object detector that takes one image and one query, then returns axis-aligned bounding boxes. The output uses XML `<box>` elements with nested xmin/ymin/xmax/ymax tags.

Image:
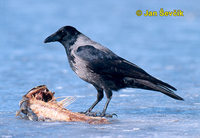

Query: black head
<box><xmin>44</xmin><ymin>26</ymin><xmax>81</xmax><ymax>45</ymax></box>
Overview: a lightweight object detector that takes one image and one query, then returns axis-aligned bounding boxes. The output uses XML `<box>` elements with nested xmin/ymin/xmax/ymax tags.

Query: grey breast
<box><xmin>68</xmin><ymin>34</ymin><xmax>102</xmax><ymax>83</ymax></box>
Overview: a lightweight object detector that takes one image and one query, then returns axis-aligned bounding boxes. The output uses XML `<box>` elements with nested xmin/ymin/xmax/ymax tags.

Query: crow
<box><xmin>44</xmin><ymin>26</ymin><xmax>184</xmax><ymax>117</ymax></box>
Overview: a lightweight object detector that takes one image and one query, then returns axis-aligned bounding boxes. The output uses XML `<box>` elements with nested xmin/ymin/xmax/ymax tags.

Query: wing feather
<box><xmin>76</xmin><ymin>45</ymin><xmax>176</xmax><ymax>91</ymax></box>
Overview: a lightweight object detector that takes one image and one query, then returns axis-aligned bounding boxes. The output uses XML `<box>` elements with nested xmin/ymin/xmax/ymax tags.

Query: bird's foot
<box><xmin>78</xmin><ymin>111</ymin><xmax>99</xmax><ymax>117</ymax></box>
<box><xmin>78</xmin><ymin>111</ymin><xmax>87</xmax><ymax>114</ymax></box>
<box><xmin>99</xmin><ymin>112</ymin><xmax>117</xmax><ymax>118</ymax></box>
<box><xmin>79</xmin><ymin>111</ymin><xmax>117</xmax><ymax>118</ymax></box>
<box><xmin>101</xmin><ymin>113</ymin><xmax>118</xmax><ymax>118</ymax></box>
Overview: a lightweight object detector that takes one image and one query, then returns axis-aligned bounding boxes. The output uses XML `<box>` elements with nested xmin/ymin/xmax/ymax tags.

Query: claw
<box><xmin>78</xmin><ymin>111</ymin><xmax>100</xmax><ymax>117</ymax></box>
<box><xmin>79</xmin><ymin>111</ymin><xmax>117</xmax><ymax>118</ymax></box>
<box><xmin>102</xmin><ymin>113</ymin><xmax>117</xmax><ymax>118</ymax></box>
<box><xmin>86</xmin><ymin>112</ymin><xmax>100</xmax><ymax>117</ymax></box>
<box><xmin>78</xmin><ymin>111</ymin><xmax>87</xmax><ymax>114</ymax></box>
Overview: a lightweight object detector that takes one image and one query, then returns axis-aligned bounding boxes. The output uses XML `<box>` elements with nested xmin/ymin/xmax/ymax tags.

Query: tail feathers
<box><xmin>124</xmin><ymin>78</ymin><xmax>184</xmax><ymax>101</ymax></box>
<box><xmin>156</xmin><ymin>85</ymin><xmax>184</xmax><ymax>100</ymax></box>
<box><xmin>151</xmin><ymin>77</ymin><xmax>177</xmax><ymax>91</ymax></box>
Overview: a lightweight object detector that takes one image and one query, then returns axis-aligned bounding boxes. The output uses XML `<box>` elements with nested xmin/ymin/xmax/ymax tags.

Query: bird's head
<box><xmin>44</xmin><ymin>26</ymin><xmax>80</xmax><ymax>46</ymax></box>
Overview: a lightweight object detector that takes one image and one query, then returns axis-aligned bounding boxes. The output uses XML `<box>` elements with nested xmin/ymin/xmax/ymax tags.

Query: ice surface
<box><xmin>0</xmin><ymin>0</ymin><xmax>200</xmax><ymax>137</ymax></box>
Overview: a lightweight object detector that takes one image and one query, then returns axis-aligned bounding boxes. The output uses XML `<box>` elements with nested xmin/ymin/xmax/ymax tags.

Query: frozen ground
<box><xmin>0</xmin><ymin>0</ymin><xmax>200</xmax><ymax>137</ymax></box>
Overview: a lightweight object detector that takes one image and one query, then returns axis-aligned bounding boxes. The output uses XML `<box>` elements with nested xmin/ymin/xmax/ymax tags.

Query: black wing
<box><xmin>76</xmin><ymin>45</ymin><xmax>150</xmax><ymax>79</ymax></box>
<box><xmin>76</xmin><ymin>45</ymin><xmax>183</xmax><ymax>100</ymax></box>
<box><xmin>76</xmin><ymin>45</ymin><xmax>174</xmax><ymax>88</ymax></box>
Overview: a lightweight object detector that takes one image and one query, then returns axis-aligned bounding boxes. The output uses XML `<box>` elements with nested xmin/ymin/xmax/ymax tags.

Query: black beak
<box><xmin>44</xmin><ymin>32</ymin><xmax>61</xmax><ymax>43</ymax></box>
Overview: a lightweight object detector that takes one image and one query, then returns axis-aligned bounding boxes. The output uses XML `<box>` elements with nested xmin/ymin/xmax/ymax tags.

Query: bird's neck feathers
<box><xmin>60</xmin><ymin>32</ymin><xmax>82</xmax><ymax>48</ymax></box>
<box><xmin>62</xmin><ymin>34</ymin><xmax>91</xmax><ymax>47</ymax></box>
<box><xmin>72</xmin><ymin>34</ymin><xmax>93</xmax><ymax>46</ymax></box>
<box><xmin>60</xmin><ymin>36</ymin><xmax>77</xmax><ymax>48</ymax></box>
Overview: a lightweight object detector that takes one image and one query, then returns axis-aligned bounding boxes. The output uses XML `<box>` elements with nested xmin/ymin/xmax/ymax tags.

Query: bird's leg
<box><xmin>81</xmin><ymin>87</ymin><xmax>103</xmax><ymax>116</ymax></box>
<box><xmin>86</xmin><ymin>91</ymin><xmax>104</xmax><ymax>113</ymax></box>
<box><xmin>100</xmin><ymin>90</ymin><xmax>116</xmax><ymax>117</ymax></box>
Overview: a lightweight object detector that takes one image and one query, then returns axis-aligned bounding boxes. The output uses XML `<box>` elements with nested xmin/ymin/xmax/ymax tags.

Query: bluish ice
<box><xmin>0</xmin><ymin>0</ymin><xmax>200</xmax><ymax>137</ymax></box>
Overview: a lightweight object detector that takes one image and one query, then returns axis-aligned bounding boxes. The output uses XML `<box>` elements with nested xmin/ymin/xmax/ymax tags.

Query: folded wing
<box><xmin>76</xmin><ymin>45</ymin><xmax>183</xmax><ymax>100</ymax></box>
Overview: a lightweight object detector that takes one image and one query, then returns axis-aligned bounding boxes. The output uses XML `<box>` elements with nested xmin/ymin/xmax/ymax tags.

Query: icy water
<box><xmin>0</xmin><ymin>0</ymin><xmax>200</xmax><ymax>137</ymax></box>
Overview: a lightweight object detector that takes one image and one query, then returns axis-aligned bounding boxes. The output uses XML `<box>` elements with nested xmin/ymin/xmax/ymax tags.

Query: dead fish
<box><xmin>16</xmin><ymin>85</ymin><xmax>108</xmax><ymax>124</ymax></box>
